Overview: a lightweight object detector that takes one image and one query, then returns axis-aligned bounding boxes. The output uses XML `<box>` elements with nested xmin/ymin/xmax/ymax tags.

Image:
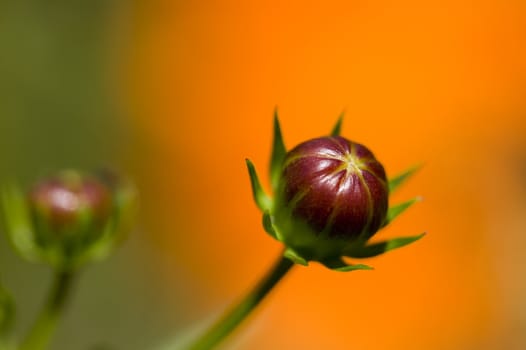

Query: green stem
<box><xmin>18</xmin><ymin>270</ymin><xmax>75</xmax><ymax>350</ymax></box>
<box><xmin>0</xmin><ymin>283</ymin><xmax>15</xmax><ymax>350</ymax></box>
<box><xmin>187</xmin><ymin>254</ymin><xmax>295</xmax><ymax>350</ymax></box>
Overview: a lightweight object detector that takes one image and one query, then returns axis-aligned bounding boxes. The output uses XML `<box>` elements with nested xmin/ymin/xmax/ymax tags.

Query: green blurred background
<box><xmin>0</xmin><ymin>1</ymin><xmax>180</xmax><ymax>349</ymax></box>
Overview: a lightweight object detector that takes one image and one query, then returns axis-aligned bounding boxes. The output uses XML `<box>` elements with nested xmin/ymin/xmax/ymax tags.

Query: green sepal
<box><xmin>388</xmin><ymin>165</ymin><xmax>421</xmax><ymax>193</ymax></box>
<box><xmin>320</xmin><ymin>257</ymin><xmax>373</xmax><ymax>272</ymax></box>
<box><xmin>262</xmin><ymin>212</ymin><xmax>278</xmax><ymax>240</ymax></box>
<box><xmin>69</xmin><ymin>180</ymin><xmax>139</xmax><ymax>269</ymax></box>
<box><xmin>245</xmin><ymin>159</ymin><xmax>272</xmax><ymax>212</ymax></box>
<box><xmin>330</xmin><ymin>112</ymin><xmax>344</xmax><ymax>136</ymax></box>
<box><xmin>344</xmin><ymin>233</ymin><xmax>426</xmax><ymax>258</ymax></box>
<box><xmin>68</xmin><ymin>217</ymin><xmax>121</xmax><ymax>269</ymax></box>
<box><xmin>269</xmin><ymin>109</ymin><xmax>287</xmax><ymax>193</ymax></box>
<box><xmin>283</xmin><ymin>247</ymin><xmax>308</xmax><ymax>266</ymax></box>
<box><xmin>107</xmin><ymin>178</ymin><xmax>138</xmax><ymax>247</ymax></box>
<box><xmin>0</xmin><ymin>284</ymin><xmax>14</xmax><ymax>338</ymax></box>
<box><xmin>0</xmin><ymin>184</ymin><xmax>43</xmax><ymax>262</ymax></box>
<box><xmin>383</xmin><ymin>197</ymin><xmax>422</xmax><ymax>227</ymax></box>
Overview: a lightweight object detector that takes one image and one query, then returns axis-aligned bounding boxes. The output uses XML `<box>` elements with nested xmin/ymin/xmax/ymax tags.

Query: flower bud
<box><xmin>247</xmin><ymin>114</ymin><xmax>423</xmax><ymax>269</ymax></box>
<box><xmin>28</xmin><ymin>172</ymin><xmax>112</xmax><ymax>240</ymax></box>
<box><xmin>1</xmin><ymin>169</ymin><xmax>137</xmax><ymax>270</ymax></box>
<box><xmin>272</xmin><ymin>136</ymin><xmax>388</xmax><ymax>260</ymax></box>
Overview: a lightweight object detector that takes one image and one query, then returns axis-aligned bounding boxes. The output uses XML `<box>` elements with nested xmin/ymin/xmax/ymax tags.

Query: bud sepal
<box><xmin>383</xmin><ymin>196</ymin><xmax>422</xmax><ymax>228</ymax></box>
<box><xmin>320</xmin><ymin>258</ymin><xmax>373</xmax><ymax>272</ymax></box>
<box><xmin>343</xmin><ymin>233</ymin><xmax>426</xmax><ymax>259</ymax></box>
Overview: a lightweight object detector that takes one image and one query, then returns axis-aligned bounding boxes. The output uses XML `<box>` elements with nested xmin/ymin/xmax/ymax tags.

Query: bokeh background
<box><xmin>1</xmin><ymin>0</ymin><xmax>526</xmax><ymax>349</ymax></box>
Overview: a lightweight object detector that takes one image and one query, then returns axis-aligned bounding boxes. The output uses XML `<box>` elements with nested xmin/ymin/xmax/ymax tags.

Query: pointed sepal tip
<box><xmin>269</xmin><ymin>109</ymin><xmax>287</xmax><ymax>192</ymax></box>
<box><xmin>330</xmin><ymin>112</ymin><xmax>344</xmax><ymax>136</ymax></box>
<box><xmin>345</xmin><ymin>232</ymin><xmax>426</xmax><ymax>258</ymax></box>
<box><xmin>388</xmin><ymin>164</ymin><xmax>422</xmax><ymax>193</ymax></box>
<box><xmin>245</xmin><ymin>159</ymin><xmax>272</xmax><ymax>212</ymax></box>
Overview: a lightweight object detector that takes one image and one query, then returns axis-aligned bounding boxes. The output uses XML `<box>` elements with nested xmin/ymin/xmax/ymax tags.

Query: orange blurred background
<box><xmin>123</xmin><ymin>1</ymin><xmax>526</xmax><ymax>349</ymax></box>
<box><xmin>1</xmin><ymin>1</ymin><xmax>525</xmax><ymax>349</ymax></box>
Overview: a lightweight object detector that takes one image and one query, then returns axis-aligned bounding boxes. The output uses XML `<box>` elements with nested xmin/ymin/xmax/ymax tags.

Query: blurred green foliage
<box><xmin>0</xmin><ymin>0</ymin><xmax>126</xmax><ymax>182</ymax></box>
<box><xmin>0</xmin><ymin>2</ymin><xmax>177</xmax><ymax>350</ymax></box>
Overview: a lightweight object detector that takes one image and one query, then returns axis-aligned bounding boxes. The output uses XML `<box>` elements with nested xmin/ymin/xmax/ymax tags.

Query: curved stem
<box><xmin>18</xmin><ymin>270</ymin><xmax>75</xmax><ymax>350</ymax></box>
<box><xmin>187</xmin><ymin>253</ymin><xmax>294</xmax><ymax>350</ymax></box>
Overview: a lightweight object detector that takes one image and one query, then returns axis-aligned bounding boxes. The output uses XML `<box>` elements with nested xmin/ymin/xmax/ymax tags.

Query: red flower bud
<box><xmin>1</xmin><ymin>169</ymin><xmax>137</xmax><ymax>270</ymax></box>
<box><xmin>278</xmin><ymin>136</ymin><xmax>388</xmax><ymax>240</ymax></box>
<box><xmin>247</xmin><ymin>114</ymin><xmax>424</xmax><ymax>267</ymax></box>
<box><xmin>29</xmin><ymin>174</ymin><xmax>111</xmax><ymax>234</ymax></box>
<box><xmin>270</xmin><ymin>136</ymin><xmax>389</xmax><ymax>261</ymax></box>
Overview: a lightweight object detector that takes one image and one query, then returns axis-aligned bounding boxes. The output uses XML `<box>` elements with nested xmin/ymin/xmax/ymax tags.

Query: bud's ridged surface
<box><xmin>272</xmin><ymin>136</ymin><xmax>388</xmax><ymax>260</ymax></box>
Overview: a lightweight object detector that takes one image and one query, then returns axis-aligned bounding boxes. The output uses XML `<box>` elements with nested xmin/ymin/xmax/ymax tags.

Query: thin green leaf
<box><xmin>0</xmin><ymin>184</ymin><xmax>42</xmax><ymax>262</ymax></box>
<box><xmin>283</xmin><ymin>248</ymin><xmax>308</xmax><ymax>266</ymax></box>
<box><xmin>321</xmin><ymin>258</ymin><xmax>373</xmax><ymax>272</ymax></box>
<box><xmin>383</xmin><ymin>197</ymin><xmax>422</xmax><ymax>227</ymax></box>
<box><xmin>388</xmin><ymin>165</ymin><xmax>421</xmax><ymax>193</ymax></box>
<box><xmin>269</xmin><ymin>109</ymin><xmax>287</xmax><ymax>192</ymax></box>
<box><xmin>246</xmin><ymin>159</ymin><xmax>272</xmax><ymax>212</ymax></box>
<box><xmin>330</xmin><ymin>111</ymin><xmax>344</xmax><ymax>136</ymax></box>
<box><xmin>345</xmin><ymin>233</ymin><xmax>426</xmax><ymax>258</ymax></box>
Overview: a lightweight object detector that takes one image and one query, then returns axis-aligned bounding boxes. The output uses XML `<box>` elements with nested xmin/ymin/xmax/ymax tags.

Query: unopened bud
<box><xmin>1</xmin><ymin>169</ymin><xmax>137</xmax><ymax>270</ymax></box>
<box><xmin>28</xmin><ymin>172</ymin><xmax>111</xmax><ymax>239</ymax></box>
<box><xmin>272</xmin><ymin>136</ymin><xmax>388</xmax><ymax>260</ymax></box>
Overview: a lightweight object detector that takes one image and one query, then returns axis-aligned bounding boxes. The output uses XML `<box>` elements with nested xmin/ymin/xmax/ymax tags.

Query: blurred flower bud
<box><xmin>272</xmin><ymin>136</ymin><xmax>388</xmax><ymax>260</ymax></box>
<box><xmin>28</xmin><ymin>172</ymin><xmax>112</xmax><ymax>242</ymax></box>
<box><xmin>1</xmin><ymin>170</ymin><xmax>138</xmax><ymax>270</ymax></box>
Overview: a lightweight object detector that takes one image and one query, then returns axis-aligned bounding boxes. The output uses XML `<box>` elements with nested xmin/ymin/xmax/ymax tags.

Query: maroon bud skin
<box><xmin>28</xmin><ymin>172</ymin><xmax>112</xmax><ymax>234</ymax></box>
<box><xmin>279</xmin><ymin>136</ymin><xmax>388</xmax><ymax>241</ymax></box>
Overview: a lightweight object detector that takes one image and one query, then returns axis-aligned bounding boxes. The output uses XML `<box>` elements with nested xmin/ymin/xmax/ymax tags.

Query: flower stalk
<box><xmin>19</xmin><ymin>270</ymin><xmax>75</xmax><ymax>350</ymax></box>
<box><xmin>187</xmin><ymin>253</ymin><xmax>294</xmax><ymax>350</ymax></box>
